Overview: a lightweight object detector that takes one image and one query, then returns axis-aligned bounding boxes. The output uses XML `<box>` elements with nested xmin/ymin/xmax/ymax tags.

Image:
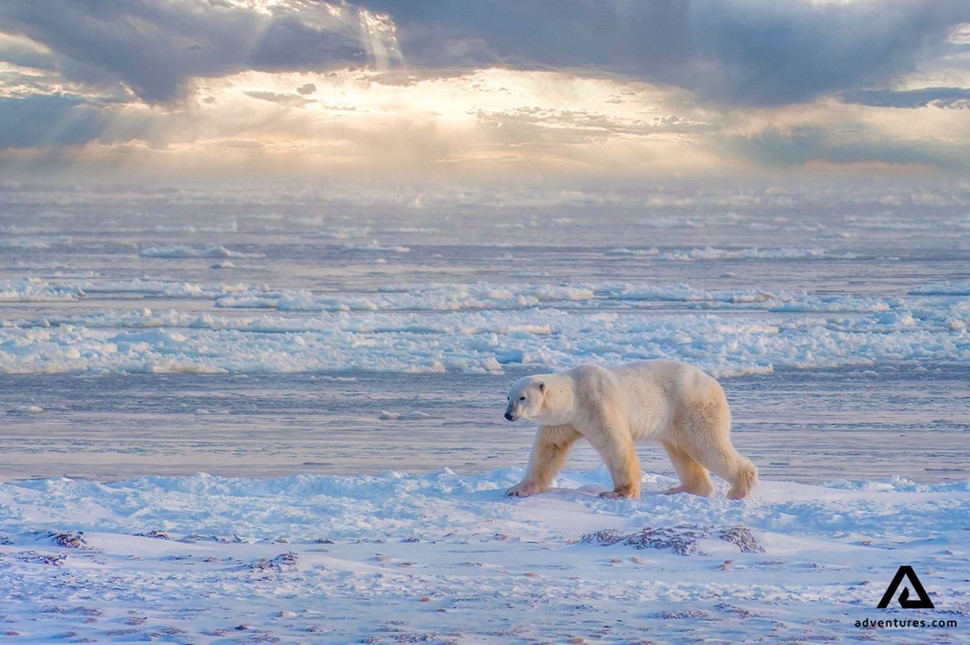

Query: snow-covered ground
<box><xmin>1</xmin><ymin>470</ymin><xmax>967</xmax><ymax>643</ymax></box>
<box><xmin>0</xmin><ymin>183</ymin><xmax>967</xmax><ymax>642</ymax></box>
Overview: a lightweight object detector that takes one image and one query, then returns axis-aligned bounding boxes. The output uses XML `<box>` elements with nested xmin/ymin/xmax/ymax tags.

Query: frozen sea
<box><xmin>0</xmin><ymin>182</ymin><xmax>968</xmax><ymax>643</ymax></box>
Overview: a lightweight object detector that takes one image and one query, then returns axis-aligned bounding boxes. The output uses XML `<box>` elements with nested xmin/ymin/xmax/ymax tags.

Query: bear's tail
<box><xmin>727</xmin><ymin>458</ymin><xmax>758</xmax><ymax>500</ymax></box>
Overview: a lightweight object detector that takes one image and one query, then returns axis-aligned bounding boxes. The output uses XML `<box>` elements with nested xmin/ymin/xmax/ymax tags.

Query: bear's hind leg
<box><xmin>726</xmin><ymin>457</ymin><xmax>758</xmax><ymax>500</ymax></box>
<box><xmin>663</xmin><ymin>442</ymin><xmax>715</xmax><ymax>497</ymax></box>
<box><xmin>506</xmin><ymin>425</ymin><xmax>581</xmax><ymax>497</ymax></box>
<box><xmin>693</xmin><ymin>440</ymin><xmax>758</xmax><ymax>500</ymax></box>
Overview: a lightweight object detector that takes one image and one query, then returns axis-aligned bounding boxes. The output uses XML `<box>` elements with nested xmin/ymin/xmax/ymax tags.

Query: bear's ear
<box><xmin>537</xmin><ymin>381</ymin><xmax>545</xmax><ymax>392</ymax></box>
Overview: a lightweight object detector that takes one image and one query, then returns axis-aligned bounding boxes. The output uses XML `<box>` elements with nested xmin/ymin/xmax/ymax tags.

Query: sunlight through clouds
<box><xmin>0</xmin><ymin>0</ymin><xmax>968</xmax><ymax>183</ymax></box>
<box><xmin>171</xmin><ymin>69</ymin><xmax>722</xmax><ymax>181</ymax></box>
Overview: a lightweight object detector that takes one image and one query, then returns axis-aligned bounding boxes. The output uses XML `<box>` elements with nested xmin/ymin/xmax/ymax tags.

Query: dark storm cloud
<box><xmin>685</xmin><ymin>0</ymin><xmax>967</xmax><ymax>106</ymax></box>
<box><xmin>357</xmin><ymin>0</ymin><xmax>970</xmax><ymax>106</ymax></box>
<box><xmin>0</xmin><ymin>0</ymin><xmax>368</xmax><ymax>104</ymax></box>
<box><xmin>354</xmin><ymin>1</ymin><xmax>695</xmax><ymax>79</ymax></box>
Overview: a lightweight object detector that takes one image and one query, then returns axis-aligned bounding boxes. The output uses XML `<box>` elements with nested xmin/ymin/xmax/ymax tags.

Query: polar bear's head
<box><xmin>504</xmin><ymin>376</ymin><xmax>546</xmax><ymax>422</ymax></box>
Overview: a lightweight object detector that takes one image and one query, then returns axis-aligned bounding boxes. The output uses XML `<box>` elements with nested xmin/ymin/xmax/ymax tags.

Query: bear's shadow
<box><xmin>571</xmin><ymin>484</ymin><xmax>669</xmax><ymax>499</ymax></box>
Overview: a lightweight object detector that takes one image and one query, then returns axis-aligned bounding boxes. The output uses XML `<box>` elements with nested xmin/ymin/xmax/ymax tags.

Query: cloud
<box><xmin>2</xmin><ymin>1</ymin><xmax>968</xmax><ymax>110</ymax></box>
<box><xmin>357</xmin><ymin>0</ymin><xmax>970</xmax><ymax>106</ymax></box>
<box><xmin>720</xmin><ymin>125</ymin><xmax>970</xmax><ymax>171</ymax></box>
<box><xmin>0</xmin><ymin>0</ymin><xmax>400</xmax><ymax>104</ymax></box>
<box><xmin>0</xmin><ymin>32</ymin><xmax>57</xmax><ymax>72</ymax></box>
<box><xmin>243</xmin><ymin>90</ymin><xmax>312</xmax><ymax>107</ymax></box>
<box><xmin>840</xmin><ymin>87</ymin><xmax>970</xmax><ymax>109</ymax></box>
<box><xmin>686</xmin><ymin>1</ymin><xmax>968</xmax><ymax>106</ymax></box>
<box><xmin>353</xmin><ymin>1</ymin><xmax>696</xmax><ymax>80</ymax></box>
<box><xmin>473</xmin><ymin>106</ymin><xmax>717</xmax><ymax>149</ymax></box>
<box><xmin>1</xmin><ymin>1</ymin><xmax>969</xmax><ymax>181</ymax></box>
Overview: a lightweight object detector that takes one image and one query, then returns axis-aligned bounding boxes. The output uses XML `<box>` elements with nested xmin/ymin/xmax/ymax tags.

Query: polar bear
<box><xmin>503</xmin><ymin>360</ymin><xmax>757</xmax><ymax>500</ymax></box>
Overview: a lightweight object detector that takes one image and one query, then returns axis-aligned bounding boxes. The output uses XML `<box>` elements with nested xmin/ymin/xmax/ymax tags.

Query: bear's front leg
<box><xmin>599</xmin><ymin>468</ymin><xmax>641</xmax><ymax>499</ymax></box>
<box><xmin>589</xmin><ymin>418</ymin><xmax>641</xmax><ymax>499</ymax></box>
<box><xmin>506</xmin><ymin>424</ymin><xmax>581</xmax><ymax>498</ymax></box>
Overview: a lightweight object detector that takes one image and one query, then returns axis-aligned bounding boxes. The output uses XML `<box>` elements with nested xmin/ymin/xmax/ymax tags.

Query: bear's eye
<box><xmin>519</xmin><ymin>396</ymin><xmax>526</xmax><ymax>401</ymax></box>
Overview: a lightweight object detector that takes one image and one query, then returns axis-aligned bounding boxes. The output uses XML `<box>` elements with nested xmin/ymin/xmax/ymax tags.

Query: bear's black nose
<box><xmin>504</xmin><ymin>412</ymin><xmax>514</xmax><ymax>421</ymax></box>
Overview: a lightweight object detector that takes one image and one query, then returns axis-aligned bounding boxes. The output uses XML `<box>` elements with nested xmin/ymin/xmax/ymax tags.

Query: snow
<box><xmin>0</xmin><ymin>469</ymin><xmax>967</xmax><ymax>643</ymax></box>
<box><xmin>0</xmin><ymin>182</ymin><xmax>967</xmax><ymax>642</ymax></box>
<box><xmin>0</xmin><ymin>278</ymin><xmax>84</xmax><ymax>302</ymax></box>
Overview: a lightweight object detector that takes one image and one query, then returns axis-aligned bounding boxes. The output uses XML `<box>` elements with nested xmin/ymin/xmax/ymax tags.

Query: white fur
<box><xmin>504</xmin><ymin>360</ymin><xmax>758</xmax><ymax>500</ymax></box>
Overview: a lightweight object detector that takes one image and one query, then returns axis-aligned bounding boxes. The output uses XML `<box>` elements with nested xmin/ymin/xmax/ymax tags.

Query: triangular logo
<box><xmin>877</xmin><ymin>565</ymin><xmax>935</xmax><ymax>609</ymax></box>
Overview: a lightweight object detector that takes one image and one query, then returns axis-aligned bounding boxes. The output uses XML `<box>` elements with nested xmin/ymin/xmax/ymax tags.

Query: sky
<box><xmin>0</xmin><ymin>0</ymin><xmax>969</xmax><ymax>186</ymax></box>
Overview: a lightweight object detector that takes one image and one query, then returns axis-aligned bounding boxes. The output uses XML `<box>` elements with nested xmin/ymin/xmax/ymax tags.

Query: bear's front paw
<box><xmin>506</xmin><ymin>481</ymin><xmax>543</xmax><ymax>497</ymax></box>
